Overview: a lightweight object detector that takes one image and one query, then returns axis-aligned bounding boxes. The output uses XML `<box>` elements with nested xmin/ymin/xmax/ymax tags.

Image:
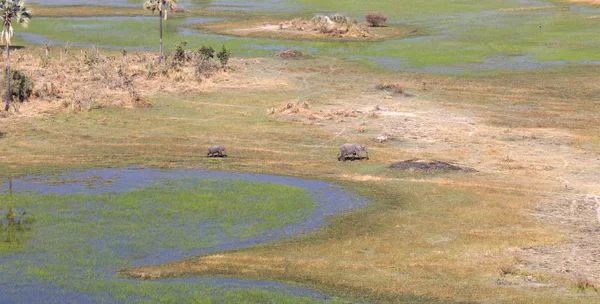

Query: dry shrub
<box><xmin>329</xmin><ymin>13</ymin><xmax>354</xmax><ymax>25</ymax></box>
<box><xmin>499</xmin><ymin>264</ymin><xmax>520</xmax><ymax>276</ymax></box>
<box><xmin>376</xmin><ymin>83</ymin><xmax>403</xmax><ymax>94</ymax></box>
<box><xmin>376</xmin><ymin>135</ymin><xmax>388</xmax><ymax>143</ymax></box>
<box><xmin>2</xmin><ymin>43</ymin><xmax>235</xmax><ymax>115</ymax></box>
<box><xmin>82</xmin><ymin>47</ymin><xmax>104</xmax><ymax>69</ymax></box>
<box><xmin>145</xmin><ymin>63</ymin><xmax>156</xmax><ymax>80</ymax></box>
<box><xmin>194</xmin><ymin>57</ymin><xmax>220</xmax><ymax>80</ymax></box>
<box><xmin>277</xmin><ymin>49</ymin><xmax>310</xmax><ymax>60</ymax></box>
<box><xmin>576</xmin><ymin>277</ymin><xmax>598</xmax><ymax>292</ymax></box>
<box><xmin>70</xmin><ymin>88</ymin><xmax>96</xmax><ymax>112</ymax></box>
<box><xmin>172</xmin><ymin>6</ymin><xmax>185</xmax><ymax>13</ymax></box>
<box><xmin>118</xmin><ymin>68</ymin><xmax>143</xmax><ymax>106</ymax></box>
<box><xmin>330</xmin><ymin>108</ymin><xmax>357</xmax><ymax>117</ymax></box>
<box><xmin>44</xmin><ymin>44</ymin><xmax>51</xmax><ymax>58</ymax></box>
<box><xmin>34</xmin><ymin>82</ymin><xmax>60</xmax><ymax>100</ymax></box>
<box><xmin>365</xmin><ymin>11</ymin><xmax>388</xmax><ymax>27</ymax></box>
<box><xmin>278</xmin><ymin>101</ymin><xmax>310</xmax><ymax>114</ymax></box>
<box><xmin>318</xmin><ymin>23</ymin><xmax>335</xmax><ymax>34</ymax></box>
<box><xmin>76</xmin><ymin>48</ymin><xmax>145</xmax><ymax>107</ymax></box>
<box><xmin>61</xmin><ymin>42</ymin><xmax>73</xmax><ymax>60</ymax></box>
<box><xmin>310</xmin><ymin>15</ymin><xmax>328</xmax><ymax>24</ymax></box>
<box><xmin>284</xmin><ymin>14</ymin><xmax>375</xmax><ymax>38</ymax></box>
<box><xmin>95</xmin><ymin>61</ymin><xmax>121</xmax><ymax>89</ymax></box>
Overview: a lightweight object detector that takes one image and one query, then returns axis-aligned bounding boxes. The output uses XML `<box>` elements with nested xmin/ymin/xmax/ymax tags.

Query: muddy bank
<box><xmin>390</xmin><ymin>159</ymin><xmax>476</xmax><ymax>172</ymax></box>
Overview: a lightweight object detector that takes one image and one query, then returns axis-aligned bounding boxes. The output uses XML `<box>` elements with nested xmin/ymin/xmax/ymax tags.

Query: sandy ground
<box><xmin>270</xmin><ymin>63</ymin><xmax>600</xmax><ymax>287</ymax></box>
<box><xmin>370</xmin><ymin>100</ymin><xmax>600</xmax><ymax>283</ymax></box>
<box><xmin>197</xmin><ymin>17</ymin><xmax>400</xmax><ymax>41</ymax></box>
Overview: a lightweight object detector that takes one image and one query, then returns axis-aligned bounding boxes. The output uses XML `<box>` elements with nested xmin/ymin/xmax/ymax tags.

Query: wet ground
<box><xmin>0</xmin><ymin>167</ymin><xmax>368</xmax><ymax>303</ymax></box>
<box><xmin>389</xmin><ymin>159</ymin><xmax>476</xmax><ymax>172</ymax></box>
<box><xmin>19</xmin><ymin>0</ymin><xmax>600</xmax><ymax>73</ymax></box>
<box><xmin>33</xmin><ymin>0</ymin><xmax>298</xmax><ymax>11</ymax></box>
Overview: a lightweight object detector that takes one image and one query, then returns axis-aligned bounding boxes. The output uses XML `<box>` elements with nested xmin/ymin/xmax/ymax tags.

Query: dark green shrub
<box><xmin>216</xmin><ymin>45</ymin><xmax>232</xmax><ymax>68</ymax></box>
<box><xmin>172</xmin><ymin>41</ymin><xmax>190</xmax><ymax>64</ymax></box>
<box><xmin>198</xmin><ymin>45</ymin><xmax>215</xmax><ymax>59</ymax></box>
<box><xmin>3</xmin><ymin>69</ymin><xmax>34</xmax><ymax>104</ymax></box>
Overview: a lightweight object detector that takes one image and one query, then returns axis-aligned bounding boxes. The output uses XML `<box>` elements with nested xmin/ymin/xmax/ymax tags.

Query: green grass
<box><xmin>0</xmin><ymin>178</ymin><xmax>329</xmax><ymax>302</ymax></box>
<box><xmin>298</xmin><ymin>0</ymin><xmax>533</xmax><ymax>17</ymax></box>
<box><xmin>15</xmin><ymin>2</ymin><xmax>600</xmax><ymax>74</ymax></box>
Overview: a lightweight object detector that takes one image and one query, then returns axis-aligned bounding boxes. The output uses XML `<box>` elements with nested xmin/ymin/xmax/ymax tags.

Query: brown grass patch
<box><xmin>499</xmin><ymin>6</ymin><xmax>555</xmax><ymax>12</ymax></box>
<box><xmin>276</xmin><ymin>49</ymin><xmax>311</xmax><ymax>60</ymax></box>
<box><xmin>561</xmin><ymin>0</ymin><xmax>600</xmax><ymax>4</ymax></box>
<box><xmin>0</xmin><ymin>47</ymin><xmax>293</xmax><ymax>117</ymax></box>
<box><xmin>30</xmin><ymin>4</ymin><xmax>143</xmax><ymax>17</ymax></box>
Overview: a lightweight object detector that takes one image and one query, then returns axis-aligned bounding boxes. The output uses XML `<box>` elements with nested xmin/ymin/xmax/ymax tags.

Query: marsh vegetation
<box><xmin>1</xmin><ymin>172</ymin><xmax>363</xmax><ymax>302</ymax></box>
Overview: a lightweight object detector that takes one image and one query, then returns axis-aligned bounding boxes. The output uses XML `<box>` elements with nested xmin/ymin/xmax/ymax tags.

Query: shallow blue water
<box><xmin>347</xmin><ymin>53</ymin><xmax>600</xmax><ymax>74</ymax></box>
<box><xmin>0</xmin><ymin>167</ymin><xmax>369</xmax><ymax>303</ymax></box>
<box><xmin>8</xmin><ymin>167</ymin><xmax>368</xmax><ymax>264</ymax></box>
<box><xmin>33</xmin><ymin>0</ymin><xmax>299</xmax><ymax>11</ymax></box>
<box><xmin>23</xmin><ymin>0</ymin><xmax>600</xmax><ymax>73</ymax></box>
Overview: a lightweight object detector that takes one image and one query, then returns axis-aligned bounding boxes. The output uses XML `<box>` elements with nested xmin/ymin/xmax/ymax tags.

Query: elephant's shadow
<box><xmin>339</xmin><ymin>156</ymin><xmax>369</xmax><ymax>162</ymax></box>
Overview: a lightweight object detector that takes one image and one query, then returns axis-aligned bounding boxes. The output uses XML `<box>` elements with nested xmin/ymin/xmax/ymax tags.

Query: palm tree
<box><xmin>0</xmin><ymin>0</ymin><xmax>30</xmax><ymax>111</ymax></box>
<box><xmin>143</xmin><ymin>0</ymin><xmax>177</xmax><ymax>62</ymax></box>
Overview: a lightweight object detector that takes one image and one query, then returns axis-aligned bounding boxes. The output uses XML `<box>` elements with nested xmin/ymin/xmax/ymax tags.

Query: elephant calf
<box><xmin>207</xmin><ymin>145</ymin><xmax>227</xmax><ymax>157</ymax></box>
<box><xmin>338</xmin><ymin>143</ymin><xmax>369</xmax><ymax>161</ymax></box>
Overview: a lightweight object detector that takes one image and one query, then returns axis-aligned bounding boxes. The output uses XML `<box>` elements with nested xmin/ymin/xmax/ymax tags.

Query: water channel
<box><xmin>0</xmin><ymin>167</ymin><xmax>369</xmax><ymax>302</ymax></box>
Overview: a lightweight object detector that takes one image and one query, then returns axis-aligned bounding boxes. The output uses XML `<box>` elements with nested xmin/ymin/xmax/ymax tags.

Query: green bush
<box><xmin>172</xmin><ymin>41</ymin><xmax>190</xmax><ymax>64</ymax></box>
<box><xmin>216</xmin><ymin>45</ymin><xmax>232</xmax><ymax>68</ymax></box>
<box><xmin>3</xmin><ymin>69</ymin><xmax>34</xmax><ymax>105</ymax></box>
<box><xmin>198</xmin><ymin>45</ymin><xmax>215</xmax><ymax>60</ymax></box>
